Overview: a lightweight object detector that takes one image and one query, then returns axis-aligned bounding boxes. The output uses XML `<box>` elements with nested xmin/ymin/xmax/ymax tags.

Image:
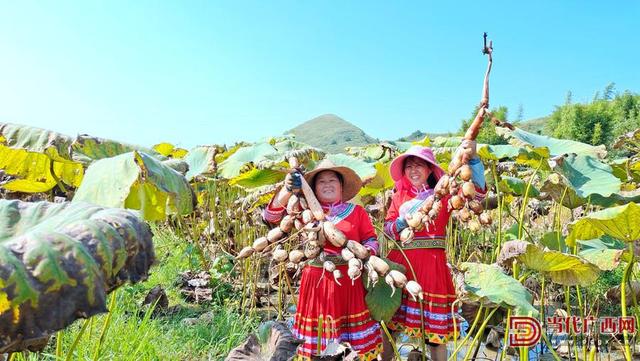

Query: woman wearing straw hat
<box><xmin>381</xmin><ymin>142</ymin><xmax>486</xmax><ymax>361</ymax></box>
<box><xmin>263</xmin><ymin>159</ymin><xmax>383</xmax><ymax>361</ymax></box>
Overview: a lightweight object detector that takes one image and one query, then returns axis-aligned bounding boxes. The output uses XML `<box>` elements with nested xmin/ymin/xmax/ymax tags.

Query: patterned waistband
<box><xmin>308</xmin><ymin>254</ymin><xmax>348</xmax><ymax>267</ymax></box>
<box><xmin>388</xmin><ymin>238</ymin><xmax>447</xmax><ymax>250</ymax></box>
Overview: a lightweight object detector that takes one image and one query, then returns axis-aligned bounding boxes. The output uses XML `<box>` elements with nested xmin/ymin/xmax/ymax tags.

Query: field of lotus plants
<box><xmin>2</xmin><ymin>115</ymin><xmax>640</xmax><ymax>360</ymax></box>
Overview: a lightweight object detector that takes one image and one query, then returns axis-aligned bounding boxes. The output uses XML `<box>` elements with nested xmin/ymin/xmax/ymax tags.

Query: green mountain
<box><xmin>516</xmin><ymin>116</ymin><xmax>549</xmax><ymax>135</ymax></box>
<box><xmin>285</xmin><ymin>114</ymin><xmax>377</xmax><ymax>153</ymax></box>
<box><xmin>396</xmin><ymin>130</ymin><xmax>450</xmax><ymax>142</ymax></box>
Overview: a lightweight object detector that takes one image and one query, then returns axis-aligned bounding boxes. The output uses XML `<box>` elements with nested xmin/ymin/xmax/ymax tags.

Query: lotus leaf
<box><xmin>73</xmin><ymin>151</ymin><xmax>193</xmax><ymax>221</ymax></box>
<box><xmin>567</xmin><ymin>203</ymin><xmax>640</xmax><ymax>246</ymax></box>
<box><xmin>362</xmin><ymin>259</ymin><xmax>405</xmax><ymax>322</ymax></box>
<box><xmin>0</xmin><ymin>199</ymin><xmax>154</xmax><ymax>353</ymax></box>
<box><xmin>458</xmin><ymin>262</ymin><xmax>538</xmax><ymax>317</ymax></box>
<box><xmin>497</xmin><ymin>240</ymin><xmax>599</xmax><ymax>286</ymax></box>
<box><xmin>496</xmin><ymin>127</ymin><xmax>607</xmax><ymax>159</ymax></box>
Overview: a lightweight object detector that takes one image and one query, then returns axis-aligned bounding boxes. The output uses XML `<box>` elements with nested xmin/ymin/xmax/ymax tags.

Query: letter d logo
<box><xmin>509</xmin><ymin>316</ymin><xmax>541</xmax><ymax>347</ymax></box>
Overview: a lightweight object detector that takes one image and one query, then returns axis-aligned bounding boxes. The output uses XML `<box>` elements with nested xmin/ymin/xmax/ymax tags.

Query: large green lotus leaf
<box><xmin>498</xmin><ymin>240</ymin><xmax>599</xmax><ymax>286</ymax></box>
<box><xmin>496</xmin><ymin>127</ymin><xmax>607</xmax><ymax>159</ymax></box>
<box><xmin>589</xmin><ymin>190</ymin><xmax>640</xmax><ymax>208</ymax></box>
<box><xmin>71</xmin><ymin>134</ymin><xmax>161</xmax><ymax>165</ymax></box>
<box><xmin>218</xmin><ymin>143</ymin><xmax>280</xmax><ymax>179</ymax></box>
<box><xmin>260</xmin><ymin>138</ymin><xmax>324</xmax><ymax>169</ymax></box>
<box><xmin>540</xmin><ymin>231</ymin><xmax>567</xmax><ymax>252</ymax></box>
<box><xmin>184</xmin><ymin>146</ymin><xmax>220</xmax><ymax>181</ymax></box>
<box><xmin>73</xmin><ymin>151</ymin><xmax>193</xmax><ymax>221</ymax></box>
<box><xmin>346</xmin><ymin>144</ymin><xmax>388</xmax><ymax>162</ymax></box>
<box><xmin>362</xmin><ymin>259</ymin><xmax>405</xmax><ymax>322</ymax></box>
<box><xmin>325</xmin><ymin>154</ymin><xmax>376</xmax><ymax>180</ymax></box>
<box><xmin>577</xmin><ymin>237</ymin><xmax>627</xmax><ymax>271</ymax></box>
<box><xmin>229</xmin><ymin>168</ymin><xmax>286</xmax><ymax>189</ymax></box>
<box><xmin>478</xmin><ymin>144</ymin><xmax>522</xmax><ymax>161</ymax></box>
<box><xmin>0</xmin><ymin>199</ymin><xmax>154</xmax><ymax>353</ymax></box>
<box><xmin>553</xmin><ymin>154</ymin><xmax>621</xmax><ymax>198</ymax></box>
<box><xmin>567</xmin><ymin>203</ymin><xmax>640</xmax><ymax>247</ymax></box>
<box><xmin>0</xmin><ymin>124</ymin><xmax>84</xmax><ymax>193</ymax></box>
<box><xmin>498</xmin><ymin>176</ymin><xmax>540</xmax><ymax>197</ymax></box>
<box><xmin>360</xmin><ymin>162</ymin><xmax>394</xmax><ymax>197</ymax></box>
<box><xmin>152</xmin><ymin>142</ymin><xmax>188</xmax><ymax>159</ymax></box>
<box><xmin>459</xmin><ymin>262</ymin><xmax>538</xmax><ymax>317</ymax></box>
<box><xmin>432</xmin><ymin>136</ymin><xmax>463</xmax><ymax>148</ymax></box>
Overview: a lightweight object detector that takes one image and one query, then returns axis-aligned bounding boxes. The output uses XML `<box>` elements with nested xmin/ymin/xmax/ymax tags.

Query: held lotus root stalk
<box><xmin>404</xmin><ymin>33</ymin><xmax>495</xmax><ymax>233</ymax></box>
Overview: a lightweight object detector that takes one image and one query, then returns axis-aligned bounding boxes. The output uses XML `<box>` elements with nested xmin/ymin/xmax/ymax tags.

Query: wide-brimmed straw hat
<box><xmin>389</xmin><ymin>145</ymin><xmax>445</xmax><ymax>182</ymax></box>
<box><xmin>304</xmin><ymin>159</ymin><xmax>362</xmax><ymax>201</ymax></box>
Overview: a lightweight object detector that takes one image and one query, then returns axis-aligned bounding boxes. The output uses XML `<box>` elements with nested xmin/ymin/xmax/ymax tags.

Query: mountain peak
<box><xmin>286</xmin><ymin>114</ymin><xmax>376</xmax><ymax>153</ymax></box>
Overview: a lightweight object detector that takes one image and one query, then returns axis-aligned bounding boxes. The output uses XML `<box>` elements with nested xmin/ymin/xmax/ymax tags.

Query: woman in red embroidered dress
<box><xmin>381</xmin><ymin>142</ymin><xmax>486</xmax><ymax>361</ymax></box>
<box><xmin>263</xmin><ymin>159</ymin><xmax>383</xmax><ymax>361</ymax></box>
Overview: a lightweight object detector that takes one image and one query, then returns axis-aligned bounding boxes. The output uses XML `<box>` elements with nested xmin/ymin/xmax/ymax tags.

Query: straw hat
<box><xmin>303</xmin><ymin>159</ymin><xmax>362</xmax><ymax>201</ymax></box>
<box><xmin>389</xmin><ymin>145</ymin><xmax>445</xmax><ymax>182</ymax></box>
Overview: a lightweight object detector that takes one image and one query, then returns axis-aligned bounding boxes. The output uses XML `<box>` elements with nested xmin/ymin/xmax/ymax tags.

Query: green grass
<box><xmin>11</xmin><ymin>225</ymin><xmax>258</xmax><ymax>361</ymax></box>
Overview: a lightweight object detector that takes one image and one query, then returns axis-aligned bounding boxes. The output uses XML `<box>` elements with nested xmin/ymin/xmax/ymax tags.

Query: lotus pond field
<box><xmin>3</xmin><ymin>121</ymin><xmax>640</xmax><ymax>360</ymax></box>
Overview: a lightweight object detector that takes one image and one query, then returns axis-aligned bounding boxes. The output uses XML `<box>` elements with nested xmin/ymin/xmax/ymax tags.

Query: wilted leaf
<box><xmin>225</xmin><ymin>321</ymin><xmax>301</xmax><ymax>361</ymax></box>
<box><xmin>71</xmin><ymin>134</ymin><xmax>161</xmax><ymax>164</ymax></box>
<box><xmin>458</xmin><ymin>262</ymin><xmax>538</xmax><ymax>317</ymax></box>
<box><xmin>73</xmin><ymin>151</ymin><xmax>193</xmax><ymax>221</ymax></box>
<box><xmin>0</xmin><ymin>124</ymin><xmax>83</xmax><ymax>192</ymax></box>
<box><xmin>498</xmin><ymin>240</ymin><xmax>600</xmax><ymax>286</ymax></box>
<box><xmin>0</xmin><ymin>199</ymin><xmax>154</xmax><ymax>353</ymax></box>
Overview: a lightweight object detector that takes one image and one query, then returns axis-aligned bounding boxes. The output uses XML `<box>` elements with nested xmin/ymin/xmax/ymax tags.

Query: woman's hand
<box><xmin>456</xmin><ymin>139</ymin><xmax>478</xmax><ymax>163</ymax></box>
<box><xmin>284</xmin><ymin>170</ymin><xmax>302</xmax><ymax>193</ymax></box>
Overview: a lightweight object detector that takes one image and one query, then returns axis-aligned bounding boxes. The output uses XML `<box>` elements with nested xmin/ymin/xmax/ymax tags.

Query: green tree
<box><xmin>458</xmin><ymin>105</ymin><xmax>508</xmax><ymax>144</ymax></box>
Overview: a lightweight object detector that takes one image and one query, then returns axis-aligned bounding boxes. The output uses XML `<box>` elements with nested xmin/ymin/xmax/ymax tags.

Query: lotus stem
<box><xmin>56</xmin><ymin>330</ymin><xmax>63</xmax><ymax>359</ymax></box>
<box><xmin>381</xmin><ymin>321</ymin><xmax>402</xmax><ymax>361</ymax></box>
<box><xmin>500</xmin><ymin>309</ymin><xmax>511</xmax><ymax>361</ymax></box>
<box><xmin>621</xmin><ymin>247</ymin><xmax>634</xmax><ymax>361</ymax></box>
<box><xmin>92</xmin><ymin>290</ymin><xmax>117</xmax><ymax>361</ymax></box>
<box><xmin>518</xmin><ymin>162</ymin><xmax>542</xmax><ymax>240</ymax></box>
<box><xmin>447</xmin><ymin>305</ymin><xmax>484</xmax><ymax>361</ymax></box>
<box><xmin>462</xmin><ymin>307</ymin><xmax>499</xmax><ymax>361</ymax></box>
<box><xmin>65</xmin><ymin>318</ymin><xmax>91</xmax><ymax>361</ymax></box>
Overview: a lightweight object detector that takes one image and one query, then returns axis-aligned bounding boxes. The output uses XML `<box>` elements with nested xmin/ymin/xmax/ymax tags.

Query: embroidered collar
<box><xmin>320</xmin><ymin>201</ymin><xmax>354</xmax><ymax>223</ymax></box>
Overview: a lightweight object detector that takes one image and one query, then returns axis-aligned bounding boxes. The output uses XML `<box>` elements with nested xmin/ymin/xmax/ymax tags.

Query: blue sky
<box><xmin>1</xmin><ymin>1</ymin><xmax>638</xmax><ymax>149</ymax></box>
